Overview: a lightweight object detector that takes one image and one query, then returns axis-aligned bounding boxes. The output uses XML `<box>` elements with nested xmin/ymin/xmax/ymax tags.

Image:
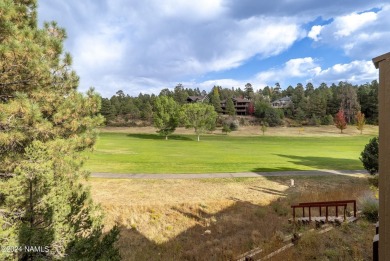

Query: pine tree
<box><xmin>210</xmin><ymin>86</ymin><xmax>222</xmax><ymax>113</ymax></box>
<box><xmin>0</xmin><ymin>1</ymin><xmax>120</xmax><ymax>260</ymax></box>
<box><xmin>226</xmin><ymin>97</ymin><xmax>236</xmax><ymax>116</ymax></box>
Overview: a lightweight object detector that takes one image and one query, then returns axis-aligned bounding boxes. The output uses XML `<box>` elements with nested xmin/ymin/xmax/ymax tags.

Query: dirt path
<box><xmin>91</xmin><ymin>169</ymin><xmax>367</xmax><ymax>179</ymax></box>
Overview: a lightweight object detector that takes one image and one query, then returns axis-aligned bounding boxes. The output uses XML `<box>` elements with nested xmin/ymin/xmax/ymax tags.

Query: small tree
<box><xmin>334</xmin><ymin>109</ymin><xmax>347</xmax><ymax>133</ymax></box>
<box><xmin>360</xmin><ymin>137</ymin><xmax>379</xmax><ymax>175</ymax></box>
<box><xmin>210</xmin><ymin>86</ymin><xmax>222</xmax><ymax>113</ymax></box>
<box><xmin>226</xmin><ymin>97</ymin><xmax>236</xmax><ymax>116</ymax></box>
<box><xmin>260</xmin><ymin>121</ymin><xmax>268</xmax><ymax>135</ymax></box>
<box><xmin>153</xmin><ymin>96</ymin><xmax>179</xmax><ymax>140</ymax></box>
<box><xmin>222</xmin><ymin>123</ymin><xmax>231</xmax><ymax>135</ymax></box>
<box><xmin>181</xmin><ymin>103</ymin><xmax>217</xmax><ymax>141</ymax></box>
<box><xmin>356</xmin><ymin>111</ymin><xmax>366</xmax><ymax>134</ymax></box>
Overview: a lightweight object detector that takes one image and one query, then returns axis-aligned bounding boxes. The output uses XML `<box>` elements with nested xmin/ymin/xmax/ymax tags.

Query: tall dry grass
<box><xmin>89</xmin><ymin>175</ymin><xmax>373</xmax><ymax>260</ymax></box>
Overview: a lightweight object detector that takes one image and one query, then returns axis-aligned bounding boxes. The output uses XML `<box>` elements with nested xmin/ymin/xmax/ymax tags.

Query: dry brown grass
<box><xmin>89</xmin><ymin>174</ymin><xmax>373</xmax><ymax>260</ymax></box>
<box><xmin>100</xmin><ymin>124</ymin><xmax>378</xmax><ymax>137</ymax></box>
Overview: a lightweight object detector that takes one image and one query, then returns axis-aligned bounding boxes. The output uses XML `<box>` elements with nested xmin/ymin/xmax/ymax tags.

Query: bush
<box><xmin>308</xmin><ymin>115</ymin><xmax>321</xmax><ymax>126</ymax></box>
<box><xmin>358</xmin><ymin>192</ymin><xmax>379</xmax><ymax>222</ymax></box>
<box><xmin>360</xmin><ymin>137</ymin><xmax>379</xmax><ymax>175</ymax></box>
<box><xmin>222</xmin><ymin>117</ymin><xmax>239</xmax><ymax>131</ymax></box>
<box><xmin>221</xmin><ymin>123</ymin><xmax>231</xmax><ymax>135</ymax></box>
<box><xmin>229</xmin><ymin>120</ymin><xmax>239</xmax><ymax>131</ymax></box>
<box><xmin>368</xmin><ymin>174</ymin><xmax>379</xmax><ymax>188</ymax></box>
<box><xmin>264</xmin><ymin>108</ymin><xmax>283</xmax><ymax>127</ymax></box>
<box><xmin>321</xmin><ymin>115</ymin><xmax>334</xmax><ymax>125</ymax></box>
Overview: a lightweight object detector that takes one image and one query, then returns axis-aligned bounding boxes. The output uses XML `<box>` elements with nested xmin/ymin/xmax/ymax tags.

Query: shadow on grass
<box><xmin>115</xmin><ymin>200</ymin><xmax>288</xmax><ymax>261</ymax></box>
<box><xmin>126</xmin><ymin>133</ymin><xmax>193</xmax><ymax>141</ymax></box>
<box><xmin>249</xmin><ymin>186</ymin><xmax>287</xmax><ymax>196</ymax></box>
<box><xmin>251</xmin><ymin>167</ymin><xmax>302</xmax><ymax>173</ymax></box>
<box><xmin>275</xmin><ymin>154</ymin><xmax>362</xmax><ymax>170</ymax></box>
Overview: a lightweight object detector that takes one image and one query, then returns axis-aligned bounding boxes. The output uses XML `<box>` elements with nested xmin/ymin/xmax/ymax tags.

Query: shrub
<box><xmin>264</xmin><ymin>108</ymin><xmax>283</xmax><ymax>127</ymax></box>
<box><xmin>358</xmin><ymin>192</ymin><xmax>379</xmax><ymax>222</ymax></box>
<box><xmin>321</xmin><ymin>115</ymin><xmax>333</xmax><ymax>125</ymax></box>
<box><xmin>221</xmin><ymin>123</ymin><xmax>231</xmax><ymax>135</ymax></box>
<box><xmin>222</xmin><ymin>117</ymin><xmax>239</xmax><ymax>132</ymax></box>
<box><xmin>360</xmin><ymin>137</ymin><xmax>378</xmax><ymax>175</ymax></box>
<box><xmin>368</xmin><ymin>174</ymin><xmax>379</xmax><ymax>188</ymax></box>
<box><xmin>308</xmin><ymin>115</ymin><xmax>321</xmax><ymax>126</ymax></box>
<box><xmin>229</xmin><ymin>120</ymin><xmax>239</xmax><ymax>131</ymax></box>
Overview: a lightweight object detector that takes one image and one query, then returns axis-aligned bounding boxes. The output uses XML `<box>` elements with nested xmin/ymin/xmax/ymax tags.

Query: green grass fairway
<box><xmin>84</xmin><ymin>132</ymin><xmax>374</xmax><ymax>174</ymax></box>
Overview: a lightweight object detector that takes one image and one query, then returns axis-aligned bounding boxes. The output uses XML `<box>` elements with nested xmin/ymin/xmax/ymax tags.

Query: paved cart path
<box><xmin>91</xmin><ymin>169</ymin><xmax>367</xmax><ymax>179</ymax></box>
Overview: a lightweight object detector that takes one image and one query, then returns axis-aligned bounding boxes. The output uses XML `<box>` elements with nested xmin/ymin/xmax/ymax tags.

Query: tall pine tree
<box><xmin>0</xmin><ymin>1</ymin><xmax>120</xmax><ymax>260</ymax></box>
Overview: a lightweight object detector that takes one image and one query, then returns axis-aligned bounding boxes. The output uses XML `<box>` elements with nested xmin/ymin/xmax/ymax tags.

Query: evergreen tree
<box><xmin>0</xmin><ymin>1</ymin><xmax>119</xmax><ymax>260</ymax></box>
<box><xmin>100</xmin><ymin>98</ymin><xmax>116</xmax><ymax>123</ymax></box>
<box><xmin>244</xmin><ymin>83</ymin><xmax>254</xmax><ymax>99</ymax></box>
<box><xmin>210</xmin><ymin>86</ymin><xmax>222</xmax><ymax>113</ymax></box>
<box><xmin>226</xmin><ymin>97</ymin><xmax>236</xmax><ymax>116</ymax></box>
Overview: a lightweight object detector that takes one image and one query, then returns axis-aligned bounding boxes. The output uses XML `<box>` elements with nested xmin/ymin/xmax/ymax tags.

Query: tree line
<box><xmin>100</xmin><ymin>80</ymin><xmax>379</xmax><ymax>127</ymax></box>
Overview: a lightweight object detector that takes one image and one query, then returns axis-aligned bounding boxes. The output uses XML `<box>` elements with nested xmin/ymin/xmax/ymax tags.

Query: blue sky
<box><xmin>38</xmin><ymin>1</ymin><xmax>389</xmax><ymax>97</ymax></box>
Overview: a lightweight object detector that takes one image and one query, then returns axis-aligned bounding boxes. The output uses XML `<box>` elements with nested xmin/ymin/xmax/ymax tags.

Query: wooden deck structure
<box><xmin>290</xmin><ymin>200</ymin><xmax>357</xmax><ymax>224</ymax></box>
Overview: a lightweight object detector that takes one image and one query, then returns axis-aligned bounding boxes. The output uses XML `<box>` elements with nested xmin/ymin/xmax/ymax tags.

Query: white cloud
<box><xmin>308</xmin><ymin>25</ymin><xmax>323</xmax><ymax>41</ymax></box>
<box><xmin>255</xmin><ymin>57</ymin><xmax>320</xmax><ymax>83</ymax></box>
<box><xmin>315</xmin><ymin>60</ymin><xmax>377</xmax><ymax>84</ymax></box>
<box><xmin>253</xmin><ymin>58</ymin><xmax>376</xmax><ymax>87</ymax></box>
<box><xmin>311</xmin><ymin>5</ymin><xmax>390</xmax><ymax>59</ymax></box>
<box><xmin>332</xmin><ymin>12</ymin><xmax>377</xmax><ymax>38</ymax></box>
<box><xmin>37</xmin><ymin>1</ymin><xmax>384</xmax><ymax>96</ymax></box>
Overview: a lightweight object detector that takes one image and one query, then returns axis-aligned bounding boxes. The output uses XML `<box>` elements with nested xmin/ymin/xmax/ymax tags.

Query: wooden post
<box><xmin>309</xmin><ymin>207</ymin><xmax>311</xmax><ymax>221</ymax></box>
<box><xmin>326</xmin><ymin>206</ymin><xmax>328</xmax><ymax>222</ymax></box>
<box><xmin>336</xmin><ymin>206</ymin><xmax>338</xmax><ymax>217</ymax></box>
<box><xmin>373</xmin><ymin>52</ymin><xmax>390</xmax><ymax>261</ymax></box>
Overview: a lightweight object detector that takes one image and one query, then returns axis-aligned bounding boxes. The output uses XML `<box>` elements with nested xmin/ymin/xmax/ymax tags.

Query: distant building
<box><xmin>271</xmin><ymin>96</ymin><xmax>292</xmax><ymax>108</ymax></box>
<box><xmin>186</xmin><ymin>95</ymin><xmax>209</xmax><ymax>103</ymax></box>
<box><xmin>221</xmin><ymin>97</ymin><xmax>251</xmax><ymax>115</ymax></box>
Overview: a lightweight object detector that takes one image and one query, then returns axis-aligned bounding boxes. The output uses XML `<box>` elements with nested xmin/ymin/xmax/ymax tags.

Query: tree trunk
<box><xmin>197</xmin><ymin>135</ymin><xmax>200</xmax><ymax>142</ymax></box>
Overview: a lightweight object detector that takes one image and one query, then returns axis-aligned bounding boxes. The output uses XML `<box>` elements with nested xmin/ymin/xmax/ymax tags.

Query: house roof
<box><xmin>220</xmin><ymin>97</ymin><xmax>251</xmax><ymax>103</ymax></box>
<box><xmin>273</xmin><ymin>96</ymin><xmax>291</xmax><ymax>102</ymax></box>
<box><xmin>187</xmin><ymin>96</ymin><xmax>207</xmax><ymax>102</ymax></box>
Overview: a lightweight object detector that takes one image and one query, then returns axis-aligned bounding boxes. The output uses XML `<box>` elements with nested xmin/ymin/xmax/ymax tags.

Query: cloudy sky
<box><xmin>38</xmin><ymin>1</ymin><xmax>389</xmax><ymax>97</ymax></box>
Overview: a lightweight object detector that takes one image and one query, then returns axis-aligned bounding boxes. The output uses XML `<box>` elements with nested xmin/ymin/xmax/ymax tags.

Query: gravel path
<box><xmin>91</xmin><ymin>169</ymin><xmax>367</xmax><ymax>179</ymax></box>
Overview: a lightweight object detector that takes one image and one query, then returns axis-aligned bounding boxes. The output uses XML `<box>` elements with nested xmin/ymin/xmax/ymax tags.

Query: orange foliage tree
<box><xmin>334</xmin><ymin>109</ymin><xmax>347</xmax><ymax>133</ymax></box>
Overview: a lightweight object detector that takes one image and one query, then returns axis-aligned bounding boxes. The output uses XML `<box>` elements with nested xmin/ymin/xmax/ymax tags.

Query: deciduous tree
<box><xmin>356</xmin><ymin>111</ymin><xmax>366</xmax><ymax>134</ymax></box>
<box><xmin>181</xmin><ymin>103</ymin><xmax>217</xmax><ymax>141</ymax></box>
<box><xmin>153</xmin><ymin>96</ymin><xmax>179</xmax><ymax>140</ymax></box>
<box><xmin>334</xmin><ymin>109</ymin><xmax>347</xmax><ymax>133</ymax></box>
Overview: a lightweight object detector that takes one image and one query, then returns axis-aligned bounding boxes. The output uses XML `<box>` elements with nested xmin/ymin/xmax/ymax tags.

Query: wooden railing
<box><xmin>291</xmin><ymin>200</ymin><xmax>357</xmax><ymax>222</ymax></box>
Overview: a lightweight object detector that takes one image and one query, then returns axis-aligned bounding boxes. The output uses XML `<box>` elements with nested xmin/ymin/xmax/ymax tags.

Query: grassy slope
<box><xmin>84</xmin><ymin>132</ymin><xmax>374</xmax><ymax>173</ymax></box>
<box><xmin>90</xmin><ymin>175</ymin><xmax>374</xmax><ymax>260</ymax></box>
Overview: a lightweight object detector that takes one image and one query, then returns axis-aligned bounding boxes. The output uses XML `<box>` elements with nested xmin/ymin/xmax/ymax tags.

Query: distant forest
<box><xmin>100</xmin><ymin>81</ymin><xmax>378</xmax><ymax>127</ymax></box>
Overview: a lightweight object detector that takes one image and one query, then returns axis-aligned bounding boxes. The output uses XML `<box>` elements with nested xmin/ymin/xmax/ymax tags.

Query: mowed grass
<box><xmin>84</xmin><ymin>131</ymin><xmax>375</xmax><ymax>174</ymax></box>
